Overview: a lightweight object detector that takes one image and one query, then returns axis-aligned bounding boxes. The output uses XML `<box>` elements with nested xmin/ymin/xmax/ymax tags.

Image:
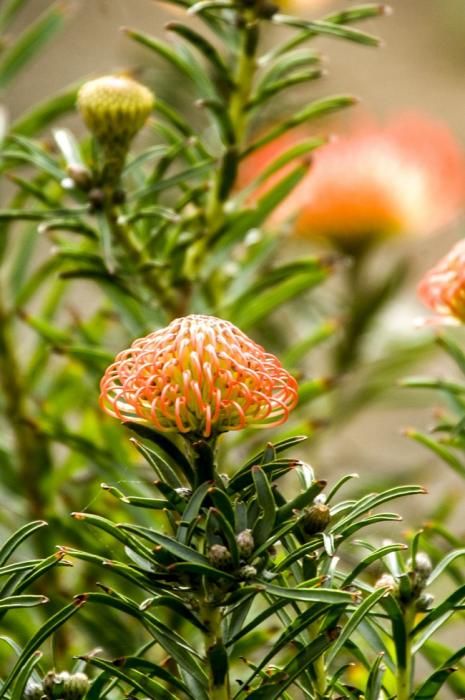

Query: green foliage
<box><xmin>1</xmin><ymin>0</ymin><xmax>464</xmax><ymax>699</ymax></box>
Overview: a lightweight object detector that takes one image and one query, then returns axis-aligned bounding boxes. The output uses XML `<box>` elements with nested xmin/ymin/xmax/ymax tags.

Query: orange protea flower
<box><xmin>240</xmin><ymin>114</ymin><xmax>465</xmax><ymax>247</ymax></box>
<box><xmin>417</xmin><ymin>239</ymin><xmax>465</xmax><ymax>325</ymax></box>
<box><xmin>100</xmin><ymin>315</ymin><xmax>298</xmax><ymax>438</ymax></box>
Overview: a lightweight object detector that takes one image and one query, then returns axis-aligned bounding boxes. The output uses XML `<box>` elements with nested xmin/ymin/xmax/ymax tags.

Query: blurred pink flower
<box><xmin>239</xmin><ymin>114</ymin><xmax>465</xmax><ymax>246</ymax></box>
<box><xmin>100</xmin><ymin>315</ymin><xmax>298</xmax><ymax>438</ymax></box>
<box><xmin>417</xmin><ymin>239</ymin><xmax>465</xmax><ymax>325</ymax></box>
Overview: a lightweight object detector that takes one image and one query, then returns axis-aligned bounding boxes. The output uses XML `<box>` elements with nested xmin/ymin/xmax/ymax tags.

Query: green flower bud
<box><xmin>77</xmin><ymin>75</ymin><xmax>155</xmax><ymax>148</ymax></box>
<box><xmin>64</xmin><ymin>673</ymin><xmax>89</xmax><ymax>700</ymax></box>
<box><xmin>43</xmin><ymin>671</ymin><xmax>89</xmax><ymax>700</ymax></box>
<box><xmin>43</xmin><ymin>671</ymin><xmax>70</xmax><ymax>699</ymax></box>
<box><xmin>207</xmin><ymin>544</ymin><xmax>233</xmax><ymax>571</ymax></box>
<box><xmin>236</xmin><ymin>529</ymin><xmax>254</xmax><ymax>559</ymax></box>
<box><xmin>301</xmin><ymin>503</ymin><xmax>331</xmax><ymax>536</ymax></box>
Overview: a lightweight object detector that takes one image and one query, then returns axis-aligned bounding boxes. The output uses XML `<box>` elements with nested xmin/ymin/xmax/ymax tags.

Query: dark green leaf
<box><xmin>0</xmin><ymin>521</ymin><xmax>47</xmax><ymax>567</ymax></box>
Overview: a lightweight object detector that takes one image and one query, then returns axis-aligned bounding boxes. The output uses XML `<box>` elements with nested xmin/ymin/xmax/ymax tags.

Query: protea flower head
<box><xmin>100</xmin><ymin>315</ymin><xmax>298</xmax><ymax>438</ymax></box>
<box><xmin>417</xmin><ymin>239</ymin><xmax>465</xmax><ymax>325</ymax></box>
<box><xmin>240</xmin><ymin>114</ymin><xmax>465</xmax><ymax>248</ymax></box>
<box><xmin>77</xmin><ymin>75</ymin><xmax>155</xmax><ymax>149</ymax></box>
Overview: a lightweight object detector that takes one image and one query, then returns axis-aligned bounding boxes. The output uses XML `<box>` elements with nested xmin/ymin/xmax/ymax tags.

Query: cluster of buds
<box><xmin>207</xmin><ymin>530</ymin><xmax>257</xmax><ymax>577</ymax></box>
<box><xmin>374</xmin><ymin>551</ymin><xmax>433</xmax><ymax>612</ymax></box>
<box><xmin>25</xmin><ymin>671</ymin><xmax>89</xmax><ymax>700</ymax></box>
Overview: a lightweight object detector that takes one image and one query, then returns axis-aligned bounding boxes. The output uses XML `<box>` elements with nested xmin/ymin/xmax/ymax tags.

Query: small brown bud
<box><xmin>77</xmin><ymin>75</ymin><xmax>155</xmax><ymax>148</ymax></box>
<box><xmin>301</xmin><ymin>503</ymin><xmax>331</xmax><ymax>536</ymax></box>
<box><xmin>374</xmin><ymin>573</ymin><xmax>397</xmax><ymax>594</ymax></box>
<box><xmin>236</xmin><ymin>529</ymin><xmax>254</xmax><ymax>559</ymax></box>
<box><xmin>416</xmin><ymin>592</ymin><xmax>434</xmax><ymax>612</ymax></box>
<box><xmin>66</xmin><ymin>164</ymin><xmax>92</xmax><ymax>190</ymax></box>
<box><xmin>88</xmin><ymin>187</ymin><xmax>105</xmax><ymax>209</ymax></box>
<box><xmin>207</xmin><ymin>544</ymin><xmax>233</xmax><ymax>571</ymax></box>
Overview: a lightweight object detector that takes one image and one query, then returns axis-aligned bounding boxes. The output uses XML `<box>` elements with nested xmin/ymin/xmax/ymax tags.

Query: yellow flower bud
<box><xmin>77</xmin><ymin>75</ymin><xmax>155</xmax><ymax>149</ymax></box>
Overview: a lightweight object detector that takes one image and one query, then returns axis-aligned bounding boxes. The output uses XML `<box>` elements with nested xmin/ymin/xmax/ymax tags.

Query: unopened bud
<box><xmin>207</xmin><ymin>544</ymin><xmax>233</xmax><ymax>571</ymax></box>
<box><xmin>66</xmin><ymin>164</ymin><xmax>92</xmax><ymax>190</ymax></box>
<box><xmin>374</xmin><ymin>573</ymin><xmax>397</xmax><ymax>594</ymax></box>
<box><xmin>301</xmin><ymin>503</ymin><xmax>331</xmax><ymax>536</ymax></box>
<box><xmin>43</xmin><ymin>671</ymin><xmax>89</xmax><ymax>700</ymax></box>
<box><xmin>175</xmin><ymin>487</ymin><xmax>192</xmax><ymax>500</ymax></box>
<box><xmin>236</xmin><ymin>529</ymin><xmax>254</xmax><ymax>559</ymax></box>
<box><xmin>24</xmin><ymin>681</ymin><xmax>43</xmax><ymax>700</ymax></box>
<box><xmin>409</xmin><ymin>552</ymin><xmax>432</xmax><ymax>583</ymax></box>
<box><xmin>416</xmin><ymin>592</ymin><xmax>434</xmax><ymax>612</ymax></box>
<box><xmin>239</xmin><ymin>564</ymin><xmax>257</xmax><ymax>580</ymax></box>
<box><xmin>64</xmin><ymin>673</ymin><xmax>90</xmax><ymax>700</ymax></box>
<box><xmin>44</xmin><ymin>671</ymin><xmax>69</xmax><ymax>699</ymax></box>
<box><xmin>77</xmin><ymin>75</ymin><xmax>155</xmax><ymax>148</ymax></box>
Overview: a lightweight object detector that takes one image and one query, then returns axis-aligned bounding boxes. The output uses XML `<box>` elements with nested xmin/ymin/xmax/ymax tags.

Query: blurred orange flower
<box><xmin>239</xmin><ymin>114</ymin><xmax>465</xmax><ymax>247</ymax></box>
<box><xmin>100</xmin><ymin>315</ymin><xmax>298</xmax><ymax>438</ymax></box>
<box><xmin>417</xmin><ymin>239</ymin><xmax>465</xmax><ymax>325</ymax></box>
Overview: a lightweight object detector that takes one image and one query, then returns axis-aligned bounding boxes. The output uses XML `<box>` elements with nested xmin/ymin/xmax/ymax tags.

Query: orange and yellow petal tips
<box><xmin>418</xmin><ymin>239</ymin><xmax>465</xmax><ymax>325</ymax></box>
<box><xmin>77</xmin><ymin>75</ymin><xmax>155</xmax><ymax>148</ymax></box>
<box><xmin>99</xmin><ymin>315</ymin><xmax>298</xmax><ymax>438</ymax></box>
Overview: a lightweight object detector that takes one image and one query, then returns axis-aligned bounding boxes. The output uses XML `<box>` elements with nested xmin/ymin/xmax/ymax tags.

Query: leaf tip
<box><xmin>73</xmin><ymin>593</ymin><xmax>88</xmax><ymax>606</ymax></box>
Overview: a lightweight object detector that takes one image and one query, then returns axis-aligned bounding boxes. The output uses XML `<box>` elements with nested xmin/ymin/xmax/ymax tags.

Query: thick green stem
<box><xmin>200</xmin><ymin>603</ymin><xmax>230</xmax><ymax>700</ymax></box>
<box><xmin>228</xmin><ymin>14</ymin><xmax>257</xmax><ymax>145</ymax></box>
<box><xmin>397</xmin><ymin>606</ymin><xmax>415</xmax><ymax>700</ymax></box>
<box><xmin>310</xmin><ymin>622</ymin><xmax>327</xmax><ymax>698</ymax></box>
<box><xmin>333</xmin><ymin>248</ymin><xmax>370</xmax><ymax>374</ymax></box>
<box><xmin>206</xmin><ymin>9</ymin><xmax>258</xmax><ymax>232</ymax></box>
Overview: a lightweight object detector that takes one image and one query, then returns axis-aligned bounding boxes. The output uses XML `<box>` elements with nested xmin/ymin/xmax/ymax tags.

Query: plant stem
<box><xmin>200</xmin><ymin>602</ymin><xmax>230</xmax><ymax>700</ymax></box>
<box><xmin>206</xmin><ymin>8</ymin><xmax>258</xmax><ymax>233</ymax></box>
<box><xmin>397</xmin><ymin>605</ymin><xmax>415</xmax><ymax>700</ymax></box>
<box><xmin>228</xmin><ymin>12</ymin><xmax>257</xmax><ymax>145</ymax></box>
<box><xmin>310</xmin><ymin>622</ymin><xmax>327</xmax><ymax>698</ymax></box>
<box><xmin>333</xmin><ymin>250</ymin><xmax>367</xmax><ymax>374</ymax></box>
<box><xmin>102</xmin><ymin>194</ymin><xmax>180</xmax><ymax>317</ymax></box>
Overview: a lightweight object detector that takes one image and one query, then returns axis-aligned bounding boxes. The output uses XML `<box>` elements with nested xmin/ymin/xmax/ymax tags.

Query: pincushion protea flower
<box><xmin>100</xmin><ymin>315</ymin><xmax>298</xmax><ymax>438</ymax></box>
<box><xmin>240</xmin><ymin>114</ymin><xmax>465</xmax><ymax>246</ymax></box>
<box><xmin>417</xmin><ymin>239</ymin><xmax>465</xmax><ymax>325</ymax></box>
